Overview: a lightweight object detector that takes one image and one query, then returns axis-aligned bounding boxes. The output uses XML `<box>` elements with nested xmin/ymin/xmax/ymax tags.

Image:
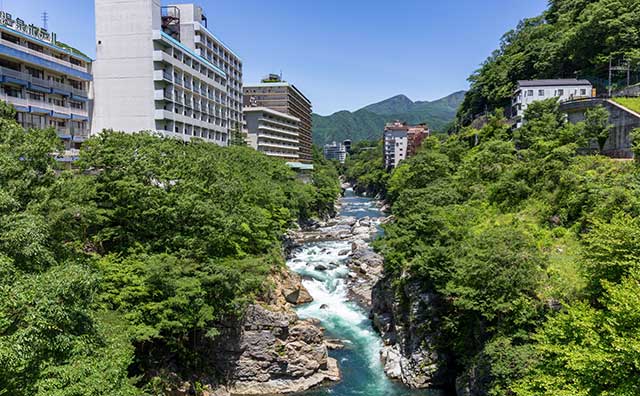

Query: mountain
<box><xmin>312</xmin><ymin>91</ymin><xmax>466</xmax><ymax>145</ymax></box>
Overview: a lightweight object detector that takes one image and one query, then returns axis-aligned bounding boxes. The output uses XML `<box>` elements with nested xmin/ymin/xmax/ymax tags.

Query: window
<box><xmin>538</xmin><ymin>89</ymin><xmax>545</xmax><ymax>97</ymax></box>
<box><xmin>557</xmin><ymin>89</ymin><xmax>564</xmax><ymax>96</ymax></box>
<box><xmin>26</xmin><ymin>66</ymin><xmax>44</xmax><ymax>79</ymax></box>
<box><xmin>580</xmin><ymin>89</ymin><xmax>587</xmax><ymax>96</ymax></box>
<box><xmin>4</xmin><ymin>86</ymin><xmax>22</xmax><ymax>98</ymax></box>
<box><xmin>27</xmin><ymin>41</ymin><xmax>44</xmax><ymax>53</ymax></box>
<box><xmin>527</xmin><ymin>90</ymin><xmax>534</xmax><ymax>97</ymax></box>
<box><xmin>27</xmin><ymin>90</ymin><xmax>44</xmax><ymax>101</ymax></box>
<box><xmin>48</xmin><ymin>97</ymin><xmax>65</xmax><ymax>106</ymax></box>
<box><xmin>1</xmin><ymin>32</ymin><xmax>19</xmax><ymax>44</ymax></box>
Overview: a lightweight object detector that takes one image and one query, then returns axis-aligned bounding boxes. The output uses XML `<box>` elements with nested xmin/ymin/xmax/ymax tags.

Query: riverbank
<box><xmin>285</xmin><ymin>188</ymin><xmax>439</xmax><ymax>396</ymax></box>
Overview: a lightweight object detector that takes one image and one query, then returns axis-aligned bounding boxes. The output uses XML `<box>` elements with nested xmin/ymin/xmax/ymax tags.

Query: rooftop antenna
<box><xmin>42</xmin><ymin>11</ymin><xmax>49</xmax><ymax>30</ymax></box>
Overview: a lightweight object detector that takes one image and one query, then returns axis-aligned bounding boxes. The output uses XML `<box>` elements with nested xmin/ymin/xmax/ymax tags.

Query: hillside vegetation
<box><xmin>313</xmin><ymin>91</ymin><xmax>465</xmax><ymax>145</ymax></box>
<box><xmin>355</xmin><ymin>97</ymin><xmax>640</xmax><ymax>394</ymax></box>
<box><xmin>458</xmin><ymin>0</ymin><xmax>640</xmax><ymax>124</ymax></box>
<box><xmin>0</xmin><ymin>102</ymin><xmax>340</xmax><ymax>395</ymax></box>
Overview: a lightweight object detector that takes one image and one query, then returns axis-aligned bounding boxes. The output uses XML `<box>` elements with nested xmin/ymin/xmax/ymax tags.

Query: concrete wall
<box><xmin>92</xmin><ymin>0</ymin><xmax>161</xmax><ymax>134</ymax></box>
<box><xmin>562</xmin><ymin>99</ymin><xmax>640</xmax><ymax>158</ymax></box>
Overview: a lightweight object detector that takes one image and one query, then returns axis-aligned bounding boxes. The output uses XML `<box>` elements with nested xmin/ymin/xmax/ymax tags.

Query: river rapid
<box><xmin>286</xmin><ymin>189</ymin><xmax>438</xmax><ymax>396</ymax></box>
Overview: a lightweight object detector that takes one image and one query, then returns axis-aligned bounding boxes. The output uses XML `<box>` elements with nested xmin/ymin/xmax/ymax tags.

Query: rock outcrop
<box><xmin>345</xmin><ymin>239</ymin><xmax>384</xmax><ymax>309</ymax></box>
<box><xmin>224</xmin><ymin>305</ymin><xmax>340</xmax><ymax>395</ymax></box>
<box><xmin>206</xmin><ymin>269</ymin><xmax>338</xmax><ymax>395</ymax></box>
<box><xmin>371</xmin><ymin>275</ymin><xmax>451</xmax><ymax>389</ymax></box>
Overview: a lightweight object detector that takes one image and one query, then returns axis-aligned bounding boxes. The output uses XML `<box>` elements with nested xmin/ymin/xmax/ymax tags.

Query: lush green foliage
<box><xmin>0</xmin><ymin>109</ymin><xmax>339</xmax><ymax>394</ymax></box>
<box><xmin>458</xmin><ymin>0</ymin><xmax>640</xmax><ymax>123</ymax></box>
<box><xmin>313</xmin><ymin>92</ymin><xmax>465</xmax><ymax>145</ymax></box>
<box><xmin>343</xmin><ymin>140</ymin><xmax>389</xmax><ymax>196</ymax></box>
<box><xmin>364</xmin><ymin>96</ymin><xmax>640</xmax><ymax>394</ymax></box>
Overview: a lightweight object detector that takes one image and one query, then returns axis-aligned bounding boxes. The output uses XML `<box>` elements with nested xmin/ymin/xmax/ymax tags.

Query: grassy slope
<box><xmin>612</xmin><ymin>97</ymin><xmax>640</xmax><ymax>114</ymax></box>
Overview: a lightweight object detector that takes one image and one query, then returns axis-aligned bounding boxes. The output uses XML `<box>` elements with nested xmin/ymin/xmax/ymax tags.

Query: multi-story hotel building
<box><xmin>92</xmin><ymin>0</ymin><xmax>240</xmax><ymax>145</ymax></box>
<box><xmin>323</xmin><ymin>141</ymin><xmax>347</xmax><ymax>164</ymax></box>
<box><xmin>383</xmin><ymin>121</ymin><xmax>429</xmax><ymax>168</ymax></box>
<box><xmin>168</xmin><ymin>4</ymin><xmax>243</xmax><ymax>132</ymax></box>
<box><xmin>244</xmin><ymin>106</ymin><xmax>300</xmax><ymax>162</ymax></box>
<box><xmin>0</xmin><ymin>11</ymin><xmax>92</xmax><ymax>161</ymax></box>
<box><xmin>244</xmin><ymin>75</ymin><xmax>313</xmax><ymax>163</ymax></box>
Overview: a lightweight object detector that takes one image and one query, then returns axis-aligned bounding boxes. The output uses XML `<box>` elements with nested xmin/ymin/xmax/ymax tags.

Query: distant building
<box><xmin>512</xmin><ymin>79</ymin><xmax>593</xmax><ymax>127</ymax></box>
<box><xmin>243</xmin><ymin>106</ymin><xmax>301</xmax><ymax>162</ymax></box>
<box><xmin>383</xmin><ymin>121</ymin><xmax>429</xmax><ymax>168</ymax></box>
<box><xmin>0</xmin><ymin>10</ymin><xmax>92</xmax><ymax>162</ymax></box>
<box><xmin>323</xmin><ymin>141</ymin><xmax>347</xmax><ymax>163</ymax></box>
<box><xmin>343</xmin><ymin>139</ymin><xmax>352</xmax><ymax>154</ymax></box>
<box><xmin>244</xmin><ymin>74</ymin><xmax>313</xmax><ymax>163</ymax></box>
<box><xmin>93</xmin><ymin>1</ymin><xmax>241</xmax><ymax>145</ymax></box>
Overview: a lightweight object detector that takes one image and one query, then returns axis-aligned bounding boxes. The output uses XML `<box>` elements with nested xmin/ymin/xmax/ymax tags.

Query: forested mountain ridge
<box><xmin>313</xmin><ymin>91</ymin><xmax>465</xmax><ymax>145</ymax></box>
<box><xmin>457</xmin><ymin>0</ymin><xmax>640</xmax><ymax>124</ymax></box>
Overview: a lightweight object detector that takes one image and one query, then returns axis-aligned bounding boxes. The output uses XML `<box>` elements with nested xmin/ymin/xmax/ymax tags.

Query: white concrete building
<box><xmin>243</xmin><ymin>106</ymin><xmax>300</xmax><ymax>162</ymax></box>
<box><xmin>513</xmin><ymin>79</ymin><xmax>593</xmax><ymax>127</ymax></box>
<box><xmin>92</xmin><ymin>0</ymin><xmax>239</xmax><ymax>145</ymax></box>
<box><xmin>323</xmin><ymin>141</ymin><xmax>347</xmax><ymax>164</ymax></box>
<box><xmin>168</xmin><ymin>4</ymin><xmax>243</xmax><ymax>132</ymax></box>
<box><xmin>383</xmin><ymin>121</ymin><xmax>429</xmax><ymax>169</ymax></box>
<box><xmin>0</xmin><ymin>11</ymin><xmax>92</xmax><ymax>162</ymax></box>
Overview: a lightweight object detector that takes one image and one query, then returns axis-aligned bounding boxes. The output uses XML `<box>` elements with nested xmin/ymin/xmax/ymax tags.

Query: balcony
<box><xmin>0</xmin><ymin>37</ymin><xmax>88</xmax><ymax>74</ymax></box>
<box><xmin>0</xmin><ymin>93</ymin><xmax>88</xmax><ymax>117</ymax></box>
<box><xmin>0</xmin><ymin>67</ymin><xmax>87</xmax><ymax>97</ymax></box>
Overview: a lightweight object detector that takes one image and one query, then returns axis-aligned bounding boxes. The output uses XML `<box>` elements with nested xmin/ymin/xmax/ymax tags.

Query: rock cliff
<box><xmin>371</xmin><ymin>275</ymin><xmax>452</xmax><ymax>390</ymax></box>
<box><xmin>214</xmin><ymin>269</ymin><xmax>340</xmax><ymax>395</ymax></box>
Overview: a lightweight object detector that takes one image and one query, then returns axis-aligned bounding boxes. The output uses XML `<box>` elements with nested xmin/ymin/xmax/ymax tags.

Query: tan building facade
<box><xmin>243</xmin><ymin>106</ymin><xmax>300</xmax><ymax>162</ymax></box>
<box><xmin>244</xmin><ymin>75</ymin><xmax>312</xmax><ymax>163</ymax></box>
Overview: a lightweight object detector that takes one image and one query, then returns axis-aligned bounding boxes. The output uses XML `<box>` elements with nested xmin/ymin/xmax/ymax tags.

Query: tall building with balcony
<box><xmin>0</xmin><ymin>11</ymin><xmax>92</xmax><ymax>161</ymax></box>
<box><xmin>92</xmin><ymin>0</ymin><xmax>239</xmax><ymax>146</ymax></box>
<box><xmin>383</xmin><ymin>121</ymin><xmax>429</xmax><ymax>169</ymax></box>
<box><xmin>168</xmin><ymin>4</ymin><xmax>243</xmax><ymax>132</ymax></box>
<box><xmin>244</xmin><ymin>106</ymin><xmax>300</xmax><ymax>162</ymax></box>
<box><xmin>244</xmin><ymin>75</ymin><xmax>313</xmax><ymax>163</ymax></box>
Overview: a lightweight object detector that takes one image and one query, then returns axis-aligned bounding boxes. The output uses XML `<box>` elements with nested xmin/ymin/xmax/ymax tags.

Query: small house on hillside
<box><xmin>512</xmin><ymin>79</ymin><xmax>594</xmax><ymax>127</ymax></box>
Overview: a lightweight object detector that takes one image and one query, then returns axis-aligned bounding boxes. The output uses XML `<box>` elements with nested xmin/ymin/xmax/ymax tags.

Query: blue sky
<box><xmin>3</xmin><ymin>0</ymin><xmax>547</xmax><ymax>115</ymax></box>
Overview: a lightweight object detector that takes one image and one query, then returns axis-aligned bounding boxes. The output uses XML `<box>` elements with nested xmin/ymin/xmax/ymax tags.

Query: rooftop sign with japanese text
<box><xmin>0</xmin><ymin>11</ymin><xmax>57</xmax><ymax>44</ymax></box>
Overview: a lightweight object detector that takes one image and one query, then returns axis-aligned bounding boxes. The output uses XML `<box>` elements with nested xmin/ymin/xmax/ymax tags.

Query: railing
<box><xmin>0</xmin><ymin>93</ymin><xmax>88</xmax><ymax>117</ymax></box>
<box><xmin>0</xmin><ymin>67</ymin><xmax>88</xmax><ymax>97</ymax></box>
<box><xmin>0</xmin><ymin>38</ymin><xmax>88</xmax><ymax>74</ymax></box>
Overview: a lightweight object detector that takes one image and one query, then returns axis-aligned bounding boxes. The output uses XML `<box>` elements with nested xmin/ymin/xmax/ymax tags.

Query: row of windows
<box><xmin>524</xmin><ymin>88</ymin><xmax>588</xmax><ymax>98</ymax></box>
<box><xmin>159</xmin><ymin>44</ymin><xmax>226</xmax><ymax>83</ymax></box>
<box><xmin>1</xmin><ymin>32</ymin><xmax>86</xmax><ymax>68</ymax></box>
<box><xmin>3</xmin><ymin>85</ymin><xmax>86</xmax><ymax>110</ymax></box>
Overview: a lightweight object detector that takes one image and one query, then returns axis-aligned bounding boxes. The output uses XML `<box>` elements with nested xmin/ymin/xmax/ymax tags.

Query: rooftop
<box><xmin>517</xmin><ymin>79</ymin><xmax>592</xmax><ymax>87</ymax></box>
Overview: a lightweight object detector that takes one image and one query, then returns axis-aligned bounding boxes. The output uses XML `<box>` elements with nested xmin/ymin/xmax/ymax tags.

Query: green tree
<box><xmin>584</xmin><ymin>105</ymin><xmax>612</xmax><ymax>152</ymax></box>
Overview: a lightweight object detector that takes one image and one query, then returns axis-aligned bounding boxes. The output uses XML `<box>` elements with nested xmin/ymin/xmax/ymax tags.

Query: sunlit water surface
<box><xmin>287</xmin><ymin>189</ymin><xmax>438</xmax><ymax>396</ymax></box>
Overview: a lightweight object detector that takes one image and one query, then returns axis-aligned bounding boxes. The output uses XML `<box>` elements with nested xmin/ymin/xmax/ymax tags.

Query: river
<box><xmin>286</xmin><ymin>189</ymin><xmax>438</xmax><ymax>396</ymax></box>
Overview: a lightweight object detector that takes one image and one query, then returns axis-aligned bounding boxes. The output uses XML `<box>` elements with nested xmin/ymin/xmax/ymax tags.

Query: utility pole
<box><xmin>609</xmin><ymin>57</ymin><xmax>613</xmax><ymax>97</ymax></box>
<box><xmin>42</xmin><ymin>11</ymin><xmax>49</xmax><ymax>30</ymax></box>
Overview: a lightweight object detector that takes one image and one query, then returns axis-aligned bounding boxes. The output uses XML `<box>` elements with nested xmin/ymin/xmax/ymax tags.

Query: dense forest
<box><xmin>350</xmin><ymin>99</ymin><xmax>640</xmax><ymax>395</ymax></box>
<box><xmin>457</xmin><ymin>0</ymin><xmax>640</xmax><ymax>124</ymax></box>
<box><xmin>0</xmin><ymin>102</ymin><xmax>340</xmax><ymax>395</ymax></box>
<box><xmin>342</xmin><ymin>1</ymin><xmax>640</xmax><ymax>393</ymax></box>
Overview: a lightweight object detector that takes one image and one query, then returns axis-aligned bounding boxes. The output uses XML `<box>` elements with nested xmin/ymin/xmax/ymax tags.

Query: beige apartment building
<box><xmin>244</xmin><ymin>74</ymin><xmax>312</xmax><ymax>163</ymax></box>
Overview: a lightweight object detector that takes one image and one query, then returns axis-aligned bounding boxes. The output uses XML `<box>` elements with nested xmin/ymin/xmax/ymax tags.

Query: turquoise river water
<box><xmin>287</xmin><ymin>189</ymin><xmax>440</xmax><ymax>396</ymax></box>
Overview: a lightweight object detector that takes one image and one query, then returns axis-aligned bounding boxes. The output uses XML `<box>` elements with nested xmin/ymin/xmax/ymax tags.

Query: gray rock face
<box><xmin>344</xmin><ymin>242</ymin><xmax>384</xmax><ymax>309</ymax></box>
<box><xmin>371</xmin><ymin>276</ymin><xmax>451</xmax><ymax>389</ymax></box>
<box><xmin>220</xmin><ymin>305</ymin><xmax>339</xmax><ymax>395</ymax></box>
